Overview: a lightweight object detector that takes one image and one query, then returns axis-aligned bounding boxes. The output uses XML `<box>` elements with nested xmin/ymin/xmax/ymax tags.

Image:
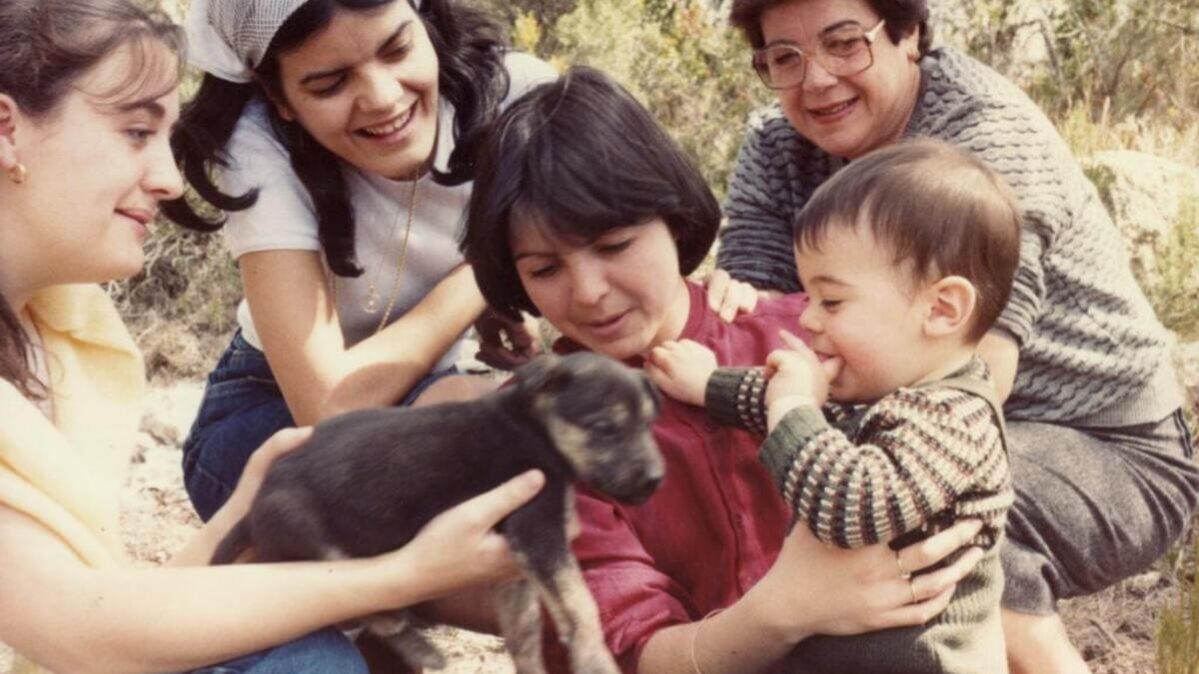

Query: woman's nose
<box><xmin>145</xmin><ymin>137</ymin><xmax>184</xmax><ymax>201</ymax></box>
<box><xmin>570</xmin><ymin>261</ymin><xmax>610</xmax><ymax>306</ymax></box>
<box><xmin>801</xmin><ymin>57</ymin><xmax>840</xmax><ymax>92</ymax></box>
<box><xmin>358</xmin><ymin>66</ymin><xmax>404</xmax><ymax>113</ymax></box>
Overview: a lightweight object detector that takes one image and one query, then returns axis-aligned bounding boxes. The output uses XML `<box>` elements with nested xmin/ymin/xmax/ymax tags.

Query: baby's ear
<box><xmin>923</xmin><ymin>276</ymin><xmax>977</xmax><ymax>338</ymax></box>
<box><xmin>0</xmin><ymin>95</ymin><xmax>22</xmax><ymax>171</ymax></box>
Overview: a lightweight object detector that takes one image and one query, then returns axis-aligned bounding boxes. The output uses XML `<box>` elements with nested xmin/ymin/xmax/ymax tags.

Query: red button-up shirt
<box><xmin>554</xmin><ymin>282</ymin><xmax>810</xmax><ymax>673</ymax></box>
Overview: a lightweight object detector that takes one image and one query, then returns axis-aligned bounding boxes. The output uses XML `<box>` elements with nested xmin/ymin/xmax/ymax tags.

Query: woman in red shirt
<box><xmin>463</xmin><ymin>66</ymin><xmax>986</xmax><ymax>674</ymax></box>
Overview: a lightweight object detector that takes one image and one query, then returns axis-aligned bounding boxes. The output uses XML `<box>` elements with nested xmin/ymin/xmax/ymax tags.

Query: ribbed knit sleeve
<box><xmin>762</xmin><ymin>386</ymin><xmax>1011</xmax><ymax>549</ymax></box>
<box><xmin>704</xmin><ymin>367</ymin><xmax>769</xmax><ymax>436</ymax></box>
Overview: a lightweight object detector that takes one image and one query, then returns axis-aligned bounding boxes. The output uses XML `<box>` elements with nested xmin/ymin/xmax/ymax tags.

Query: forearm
<box><xmin>243</xmin><ymin>251</ymin><xmax>488</xmax><ymax>425</ymax></box>
<box><xmin>263</xmin><ymin>263</ymin><xmax>484</xmax><ymax>425</ymax></box>
<box><xmin>10</xmin><ymin>551</ymin><xmax>417</xmax><ymax>674</ymax></box>
<box><xmin>312</xmin><ymin>265</ymin><xmax>486</xmax><ymax>419</ymax></box>
<box><xmin>166</xmin><ymin>497</ymin><xmax>248</xmax><ymax>567</ymax></box>
<box><xmin>638</xmin><ymin>589</ymin><xmax>805</xmax><ymax>674</ymax></box>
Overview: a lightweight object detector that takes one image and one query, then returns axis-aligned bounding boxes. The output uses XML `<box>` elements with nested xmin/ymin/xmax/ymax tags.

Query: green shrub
<box><xmin>1143</xmin><ymin>197</ymin><xmax>1199</xmax><ymax>341</ymax></box>
<box><xmin>1159</xmin><ymin>536</ymin><xmax>1199</xmax><ymax>674</ymax></box>
<box><xmin>529</xmin><ymin>0</ymin><xmax>769</xmax><ymax>200</ymax></box>
<box><xmin>941</xmin><ymin>0</ymin><xmax>1199</xmax><ymax>128</ymax></box>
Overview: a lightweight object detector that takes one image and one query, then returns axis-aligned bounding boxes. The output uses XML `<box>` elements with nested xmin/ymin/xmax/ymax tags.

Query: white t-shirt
<box><xmin>219</xmin><ymin>52</ymin><xmax>556</xmax><ymax>372</ymax></box>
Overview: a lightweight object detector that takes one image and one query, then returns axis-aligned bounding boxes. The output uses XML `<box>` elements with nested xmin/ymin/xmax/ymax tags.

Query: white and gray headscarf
<box><xmin>183</xmin><ymin>0</ymin><xmax>423</xmax><ymax>83</ymax></box>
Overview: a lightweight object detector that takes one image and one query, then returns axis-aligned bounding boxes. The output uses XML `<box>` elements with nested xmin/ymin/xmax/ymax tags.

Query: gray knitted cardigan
<box><xmin>719</xmin><ymin>46</ymin><xmax>1181</xmax><ymax>426</ymax></box>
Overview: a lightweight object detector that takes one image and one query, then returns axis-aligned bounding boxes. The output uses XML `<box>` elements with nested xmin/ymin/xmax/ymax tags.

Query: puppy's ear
<box><xmin>513</xmin><ymin>354</ymin><xmax>568</xmax><ymax>393</ymax></box>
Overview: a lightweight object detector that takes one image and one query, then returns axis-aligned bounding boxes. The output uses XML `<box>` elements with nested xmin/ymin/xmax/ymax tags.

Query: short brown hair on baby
<box><xmin>794</xmin><ymin>139</ymin><xmax>1022</xmax><ymax>342</ymax></box>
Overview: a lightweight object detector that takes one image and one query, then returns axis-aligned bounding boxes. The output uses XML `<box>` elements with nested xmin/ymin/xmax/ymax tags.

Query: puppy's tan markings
<box><xmin>528</xmin><ymin>558</ymin><xmax>619</xmax><ymax>674</ymax></box>
<box><xmin>496</xmin><ymin>577</ymin><xmax>549</xmax><ymax>674</ymax></box>
<box><xmin>319</xmin><ymin>546</ymin><xmax>349</xmax><ymax>561</ymax></box>
<box><xmin>641</xmin><ymin>395</ymin><xmax>656</xmax><ymax>420</ymax></box>
<box><xmin>367</xmin><ymin>612</ymin><xmax>411</xmax><ymax>636</ymax></box>
<box><xmin>542</xmin><ymin>412</ymin><xmax>593</xmax><ymax>475</ymax></box>
<box><xmin>608</xmin><ymin>403</ymin><xmax>630</xmax><ymax>426</ymax></box>
<box><xmin>565</xmin><ymin>485</ymin><xmax>581</xmax><ymax>540</ymax></box>
<box><xmin>367</xmin><ymin>611</ymin><xmax>446</xmax><ymax>670</ymax></box>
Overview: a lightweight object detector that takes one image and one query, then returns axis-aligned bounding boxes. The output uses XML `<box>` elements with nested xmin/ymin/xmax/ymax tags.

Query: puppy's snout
<box><xmin>627</xmin><ymin>471</ymin><xmax>663</xmax><ymax>504</ymax></box>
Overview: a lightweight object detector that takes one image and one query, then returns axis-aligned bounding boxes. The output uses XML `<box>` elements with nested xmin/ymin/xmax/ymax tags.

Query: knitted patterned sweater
<box><xmin>719</xmin><ymin>46</ymin><xmax>1181</xmax><ymax>427</ymax></box>
<box><xmin>705</xmin><ymin>357</ymin><xmax>1012</xmax><ymax>550</ymax></box>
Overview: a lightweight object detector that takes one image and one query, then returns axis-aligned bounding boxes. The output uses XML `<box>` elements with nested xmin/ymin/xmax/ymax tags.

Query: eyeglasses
<box><xmin>752</xmin><ymin>19</ymin><xmax>887</xmax><ymax>90</ymax></box>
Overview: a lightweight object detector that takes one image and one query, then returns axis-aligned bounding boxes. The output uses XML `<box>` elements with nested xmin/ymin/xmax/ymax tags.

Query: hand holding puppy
<box><xmin>377</xmin><ymin>470</ymin><xmax>546</xmax><ymax>604</ymax></box>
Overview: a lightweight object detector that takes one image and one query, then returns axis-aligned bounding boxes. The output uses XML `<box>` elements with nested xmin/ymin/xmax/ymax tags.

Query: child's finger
<box><xmin>644</xmin><ymin>360</ymin><xmax>666</xmax><ymax>384</ymax></box>
<box><xmin>778</xmin><ymin>329</ymin><xmax>811</xmax><ymax>353</ymax></box>
<box><xmin>765</xmin><ymin>349</ymin><xmax>787</xmax><ymax>370</ymax></box>
<box><xmin>706</xmin><ymin>269</ymin><xmax>731</xmax><ymax>312</ymax></box>
<box><xmin>647</xmin><ymin>347</ymin><xmax>675</xmax><ymax>374</ymax></box>
<box><xmin>821</xmin><ymin>356</ymin><xmax>844</xmax><ymax>381</ymax></box>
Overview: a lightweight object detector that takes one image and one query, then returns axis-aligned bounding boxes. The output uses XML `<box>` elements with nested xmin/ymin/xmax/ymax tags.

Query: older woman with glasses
<box><xmin>710</xmin><ymin>1</ymin><xmax>1199</xmax><ymax>672</ymax></box>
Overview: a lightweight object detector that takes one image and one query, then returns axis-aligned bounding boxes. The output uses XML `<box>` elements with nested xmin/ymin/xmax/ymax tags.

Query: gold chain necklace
<box><xmin>371</xmin><ymin>177</ymin><xmax>419</xmax><ymax>334</ymax></box>
<box><xmin>337</xmin><ymin>176</ymin><xmax>420</xmax><ymax>336</ymax></box>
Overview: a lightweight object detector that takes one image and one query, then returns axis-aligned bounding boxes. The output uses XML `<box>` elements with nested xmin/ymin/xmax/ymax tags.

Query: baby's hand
<box><xmin>646</xmin><ymin>340</ymin><xmax>718</xmax><ymax>407</ymax></box>
<box><xmin>765</xmin><ymin>331</ymin><xmax>840</xmax><ymax>418</ymax></box>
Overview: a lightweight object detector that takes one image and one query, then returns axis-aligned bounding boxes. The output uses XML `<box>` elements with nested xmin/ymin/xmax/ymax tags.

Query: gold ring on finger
<box><xmin>895</xmin><ymin>549</ymin><xmax>910</xmax><ymax>579</ymax></box>
<box><xmin>909</xmin><ymin>578</ymin><xmax>918</xmax><ymax>604</ymax></box>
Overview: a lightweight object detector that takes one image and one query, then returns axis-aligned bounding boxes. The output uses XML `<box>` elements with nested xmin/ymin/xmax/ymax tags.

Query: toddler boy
<box><xmin>649</xmin><ymin>139</ymin><xmax>1022</xmax><ymax>673</ymax></box>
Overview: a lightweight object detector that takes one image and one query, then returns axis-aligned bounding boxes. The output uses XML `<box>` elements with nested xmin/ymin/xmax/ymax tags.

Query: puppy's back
<box><xmin>220</xmin><ymin>394</ymin><xmax>562</xmax><ymax>562</ymax></box>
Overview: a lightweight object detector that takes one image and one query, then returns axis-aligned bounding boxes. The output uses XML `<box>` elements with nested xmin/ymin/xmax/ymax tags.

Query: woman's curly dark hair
<box><xmin>163</xmin><ymin>0</ymin><xmax>510</xmax><ymax>278</ymax></box>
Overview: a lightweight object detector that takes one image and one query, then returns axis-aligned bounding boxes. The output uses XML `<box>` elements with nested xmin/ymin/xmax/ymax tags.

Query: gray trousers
<box><xmin>1002</xmin><ymin>409</ymin><xmax>1198</xmax><ymax>614</ymax></box>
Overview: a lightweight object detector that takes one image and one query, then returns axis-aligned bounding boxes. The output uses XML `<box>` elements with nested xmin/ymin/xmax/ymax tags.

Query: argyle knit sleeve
<box><xmin>761</xmin><ymin>386</ymin><xmax>1010</xmax><ymax>548</ymax></box>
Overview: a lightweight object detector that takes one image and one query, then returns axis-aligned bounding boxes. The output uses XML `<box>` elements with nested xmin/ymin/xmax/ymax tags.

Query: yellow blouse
<box><xmin>0</xmin><ymin>285</ymin><xmax>143</xmax><ymax>674</ymax></box>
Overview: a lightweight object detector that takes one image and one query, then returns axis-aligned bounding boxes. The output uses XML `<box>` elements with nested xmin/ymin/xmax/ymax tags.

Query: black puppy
<box><xmin>211</xmin><ymin>352</ymin><xmax>664</xmax><ymax>674</ymax></box>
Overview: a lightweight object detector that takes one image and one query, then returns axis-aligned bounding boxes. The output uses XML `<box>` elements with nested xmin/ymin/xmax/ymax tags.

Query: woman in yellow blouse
<box><xmin>0</xmin><ymin>2</ymin><xmax>542</xmax><ymax>672</ymax></box>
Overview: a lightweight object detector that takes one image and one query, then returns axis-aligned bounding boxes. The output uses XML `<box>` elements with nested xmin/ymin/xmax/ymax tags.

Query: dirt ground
<box><xmin>0</xmin><ymin>376</ymin><xmax>1188</xmax><ymax>673</ymax></box>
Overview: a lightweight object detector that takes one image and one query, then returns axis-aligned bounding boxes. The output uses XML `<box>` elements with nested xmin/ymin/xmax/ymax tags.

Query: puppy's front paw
<box><xmin>366</xmin><ymin>612</ymin><xmax>448</xmax><ymax>671</ymax></box>
<box><xmin>394</xmin><ymin>634</ymin><xmax>447</xmax><ymax>672</ymax></box>
<box><xmin>572</xmin><ymin>647</ymin><xmax>621</xmax><ymax>674</ymax></box>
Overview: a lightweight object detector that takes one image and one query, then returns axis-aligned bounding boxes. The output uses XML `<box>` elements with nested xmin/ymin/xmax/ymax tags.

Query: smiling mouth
<box><xmin>809</xmin><ymin>98</ymin><xmax>857</xmax><ymax>118</ymax></box>
<box><xmin>357</xmin><ymin>103</ymin><xmax>417</xmax><ymax>138</ymax></box>
<box><xmin>582</xmin><ymin>311</ymin><xmax>629</xmax><ymax>333</ymax></box>
<box><xmin>117</xmin><ymin>209</ymin><xmax>152</xmax><ymax>225</ymax></box>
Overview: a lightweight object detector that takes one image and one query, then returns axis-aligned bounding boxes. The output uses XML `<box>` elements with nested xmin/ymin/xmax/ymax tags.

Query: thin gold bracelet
<box><xmin>689</xmin><ymin>607</ymin><xmax>727</xmax><ymax>674</ymax></box>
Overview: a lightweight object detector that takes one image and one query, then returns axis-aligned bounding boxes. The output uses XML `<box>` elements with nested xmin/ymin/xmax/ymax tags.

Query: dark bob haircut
<box><xmin>729</xmin><ymin>0</ymin><xmax>933</xmax><ymax>56</ymax></box>
<box><xmin>462</xmin><ymin>66</ymin><xmax>720</xmax><ymax>319</ymax></box>
<box><xmin>795</xmin><ymin>139</ymin><xmax>1022</xmax><ymax>342</ymax></box>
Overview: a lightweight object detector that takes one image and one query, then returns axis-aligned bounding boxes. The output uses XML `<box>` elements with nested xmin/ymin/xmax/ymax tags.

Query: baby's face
<box><xmin>794</xmin><ymin>225</ymin><xmax>939</xmax><ymax>404</ymax></box>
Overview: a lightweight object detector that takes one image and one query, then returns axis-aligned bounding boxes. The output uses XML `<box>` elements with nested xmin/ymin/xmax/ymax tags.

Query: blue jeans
<box><xmin>185</xmin><ymin>628</ymin><xmax>367</xmax><ymax>674</ymax></box>
<box><xmin>182</xmin><ymin>330</ymin><xmax>458</xmax><ymax>521</ymax></box>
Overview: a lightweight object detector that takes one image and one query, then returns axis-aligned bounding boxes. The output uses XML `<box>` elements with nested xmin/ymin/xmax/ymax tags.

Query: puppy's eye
<box><xmin>590</xmin><ymin>419</ymin><xmax>617</xmax><ymax>435</ymax></box>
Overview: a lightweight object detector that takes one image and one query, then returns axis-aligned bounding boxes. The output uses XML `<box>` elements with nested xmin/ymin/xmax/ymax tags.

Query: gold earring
<box><xmin>7</xmin><ymin>162</ymin><xmax>26</xmax><ymax>185</ymax></box>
